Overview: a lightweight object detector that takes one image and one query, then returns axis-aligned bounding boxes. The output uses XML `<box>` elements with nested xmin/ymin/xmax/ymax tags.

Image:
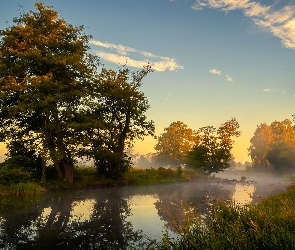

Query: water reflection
<box><xmin>231</xmin><ymin>184</ymin><xmax>255</xmax><ymax>205</ymax></box>
<box><xmin>0</xmin><ymin>178</ymin><xmax>291</xmax><ymax>249</ymax></box>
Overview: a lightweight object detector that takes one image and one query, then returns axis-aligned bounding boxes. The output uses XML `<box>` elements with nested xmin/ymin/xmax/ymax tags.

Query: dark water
<box><xmin>0</xmin><ymin>175</ymin><xmax>291</xmax><ymax>249</ymax></box>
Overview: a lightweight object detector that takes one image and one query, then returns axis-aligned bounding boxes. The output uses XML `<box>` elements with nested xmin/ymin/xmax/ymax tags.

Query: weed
<box><xmin>152</xmin><ymin>185</ymin><xmax>295</xmax><ymax>249</ymax></box>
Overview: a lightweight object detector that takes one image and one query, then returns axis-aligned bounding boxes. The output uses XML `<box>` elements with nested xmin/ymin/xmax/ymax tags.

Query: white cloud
<box><xmin>209</xmin><ymin>68</ymin><xmax>222</xmax><ymax>75</ymax></box>
<box><xmin>191</xmin><ymin>0</ymin><xmax>295</xmax><ymax>49</ymax></box>
<box><xmin>90</xmin><ymin>40</ymin><xmax>184</xmax><ymax>72</ymax></box>
<box><xmin>263</xmin><ymin>88</ymin><xmax>286</xmax><ymax>94</ymax></box>
<box><xmin>226</xmin><ymin>75</ymin><xmax>234</xmax><ymax>82</ymax></box>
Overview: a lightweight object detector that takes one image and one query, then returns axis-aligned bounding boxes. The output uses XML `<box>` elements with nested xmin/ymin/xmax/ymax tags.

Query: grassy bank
<box><xmin>0</xmin><ymin>182</ymin><xmax>41</xmax><ymax>197</ymax></box>
<box><xmin>21</xmin><ymin>167</ymin><xmax>203</xmax><ymax>191</ymax></box>
<box><xmin>152</xmin><ymin>184</ymin><xmax>295</xmax><ymax>250</ymax></box>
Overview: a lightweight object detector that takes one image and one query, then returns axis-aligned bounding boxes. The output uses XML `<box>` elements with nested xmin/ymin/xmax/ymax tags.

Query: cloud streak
<box><xmin>209</xmin><ymin>68</ymin><xmax>222</xmax><ymax>75</ymax></box>
<box><xmin>226</xmin><ymin>75</ymin><xmax>234</xmax><ymax>82</ymax></box>
<box><xmin>191</xmin><ymin>0</ymin><xmax>295</xmax><ymax>49</ymax></box>
<box><xmin>263</xmin><ymin>88</ymin><xmax>286</xmax><ymax>94</ymax></box>
<box><xmin>90</xmin><ymin>40</ymin><xmax>184</xmax><ymax>72</ymax></box>
<box><xmin>210</xmin><ymin>68</ymin><xmax>234</xmax><ymax>82</ymax></box>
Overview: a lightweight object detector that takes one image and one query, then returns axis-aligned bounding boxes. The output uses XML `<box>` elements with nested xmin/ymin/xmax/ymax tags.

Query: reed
<box><xmin>0</xmin><ymin>182</ymin><xmax>41</xmax><ymax>197</ymax></box>
<box><xmin>152</xmin><ymin>185</ymin><xmax>295</xmax><ymax>249</ymax></box>
<box><xmin>124</xmin><ymin>167</ymin><xmax>201</xmax><ymax>186</ymax></box>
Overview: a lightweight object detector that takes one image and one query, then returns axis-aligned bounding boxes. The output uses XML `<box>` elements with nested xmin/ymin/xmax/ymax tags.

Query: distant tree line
<box><xmin>248</xmin><ymin>118</ymin><xmax>295</xmax><ymax>175</ymax></box>
<box><xmin>144</xmin><ymin>118</ymin><xmax>241</xmax><ymax>176</ymax></box>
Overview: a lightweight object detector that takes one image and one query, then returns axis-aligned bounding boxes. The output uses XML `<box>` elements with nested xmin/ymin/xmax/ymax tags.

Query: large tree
<box><xmin>0</xmin><ymin>3</ymin><xmax>100</xmax><ymax>182</ymax></box>
<box><xmin>186</xmin><ymin>118</ymin><xmax>241</xmax><ymax>175</ymax></box>
<box><xmin>154</xmin><ymin>121</ymin><xmax>198</xmax><ymax>167</ymax></box>
<box><xmin>83</xmin><ymin>66</ymin><xmax>155</xmax><ymax>178</ymax></box>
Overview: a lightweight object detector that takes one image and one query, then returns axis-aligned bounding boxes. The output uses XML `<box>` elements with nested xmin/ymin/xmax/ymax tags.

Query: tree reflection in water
<box><xmin>0</xmin><ymin>188</ymin><xmax>147</xmax><ymax>249</ymax></box>
<box><xmin>0</xmin><ymin>179</ymin><xmax>288</xmax><ymax>249</ymax></box>
<box><xmin>154</xmin><ymin>182</ymin><xmax>235</xmax><ymax>232</ymax></box>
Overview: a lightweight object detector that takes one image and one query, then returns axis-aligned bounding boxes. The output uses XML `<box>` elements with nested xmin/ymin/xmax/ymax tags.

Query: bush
<box><xmin>0</xmin><ymin>165</ymin><xmax>31</xmax><ymax>185</ymax></box>
<box><xmin>0</xmin><ymin>155</ymin><xmax>42</xmax><ymax>184</ymax></box>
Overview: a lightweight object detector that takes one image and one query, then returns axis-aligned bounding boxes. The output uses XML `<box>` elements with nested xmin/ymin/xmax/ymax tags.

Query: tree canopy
<box><xmin>186</xmin><ymin>118</ymin><xmax>241</xmax><ymax>175</ymax></box>
<box><xmin>0</xmin><ymin>3</ymin><xmax>154</xmax><ymax>182</ymax></box>
<box><xmin>154</xmin><ymin>121</ymin><xmax>198</xmax><ymax>167</ymax></box>
<box><xmin>249</xmin><ymin>119</ymin><xmax>295</xmax><ymax>174</ymax></box>
<box><xmin>84</xmin><ymin>66</ymin><xmax>155</xmax><ymax>178</ymax></box>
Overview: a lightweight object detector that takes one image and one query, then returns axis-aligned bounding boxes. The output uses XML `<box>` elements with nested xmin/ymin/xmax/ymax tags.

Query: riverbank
<box><xmin>0</xmin><ymin>167</ymin><xmax>203</xmax><ymax>196</ymax></box>
<box><xmin>152</xmin><ymin>183</ymin><xmax>295</xmax><ymax>249</ymax></box>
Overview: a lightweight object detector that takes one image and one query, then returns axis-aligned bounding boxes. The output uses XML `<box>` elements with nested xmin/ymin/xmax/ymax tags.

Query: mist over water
<box><xmin>0</xmin><ymin>171</ymin><xmax>292</xmax><ymax>248</ymax></box>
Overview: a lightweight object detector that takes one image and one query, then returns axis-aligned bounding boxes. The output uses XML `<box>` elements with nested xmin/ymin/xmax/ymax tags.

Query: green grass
<box><xmin>152</xmin><ymin>184</ymin><xmax>295</xmax><ymax>250</ymax></box>
<box><xmin>123</xmin><ymin>167</ymin><xmax>202</xmax><ymax>186</ymax></box>
<box><xmin>43</xmin><ymin>166</ymin><xmax>118</xmax><ymax>190</ymax></box>
<box><xmin>0</xmin><ymin>182</ymin><xmax>41</xmax><ymax>197</ymax></box>
<box><xmin>0</xmin><ymin>167</ymin><xmax>204</xmax><ymax>194</ymax></box>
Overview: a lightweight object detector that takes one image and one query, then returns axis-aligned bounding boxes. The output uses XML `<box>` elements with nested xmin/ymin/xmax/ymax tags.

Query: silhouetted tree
<box><xmin>186</xmin><ymin>118</ymin><xmax>241</xmax><ymax>175</ymax></box>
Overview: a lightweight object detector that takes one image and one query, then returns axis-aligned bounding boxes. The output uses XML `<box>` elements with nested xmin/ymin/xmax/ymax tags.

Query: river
<box><xmin>0</xmin><ymin>174</ymin><xmax>292</xmax><ymax>249</ymax></box>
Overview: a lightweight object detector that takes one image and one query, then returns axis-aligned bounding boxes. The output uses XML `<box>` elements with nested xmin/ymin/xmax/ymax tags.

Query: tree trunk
<box><xmin>117</xmin><ymin>112</ymin><xmax>130</xmax><ymax>154</ymax></box>
<box><xmin>44</xmin><ymin>127</ymin><xmax>64</xmax><ymax>180</ymax></box>
<box><xmin>62</xmin><ymin>159</ymin><xmax>74</xmax><ymax>182</ymax></box>
<box><xmin>44</xmin><ymin>109</ymin><xmax>74</xmax><ymax>182</ymax></box>
<box><xmin>53</xmin><ymin>108</ymin><xmax>74</xmax><ymax>183</ymax></box>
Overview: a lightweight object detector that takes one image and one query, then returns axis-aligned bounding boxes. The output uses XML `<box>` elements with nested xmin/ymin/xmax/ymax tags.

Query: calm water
<box><xmin>0</xmin><ymin>175</ymin><xmax>291</xmax><ymax>249</ymax></box>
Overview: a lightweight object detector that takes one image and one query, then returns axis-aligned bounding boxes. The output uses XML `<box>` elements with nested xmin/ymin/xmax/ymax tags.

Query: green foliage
<box><xmin>0</xmin><ymin>165</ymin><xmax>31</xmax><ymax>185</ymax></box>
<box><xmin>249</xmin><ymin>119</ymin><xmax>295</xmax><ymax>171</ymax></box>
<box><xmin>0</xmin><ymin>3</ymin><xmax>154</xmax><ymax>182</ymax></box>
<box><xmin>266</xmin><ymin>143</ymin><xmax>295</xmax><ymax>174</ymax></box>
<box><xmin>186</xmin><ymin>118</ymin><xmax>241</xmax><ymax>176</ymax></box>
<box><xmin>125</xmin><ymin>167</ymin><xmax>199</xmax><ymax>186</ymax></box>
<box><xmin>0</xmin><ymin>182</ymin><xmax>41</xmax><ymax>197</ymax></box>
<box><xmin>94</xmin><ymin>150</ymin><xmax>131</xmax><ymax>179</ymax></box>
<box><xmin>154</xmin><ymin>121</ymin><xmax>198</xmax><ymax>167</ymax></box>
<box><xmin>0</xmin><ymin>2</ymin><xmax>100</xmax><ymax>182</ymax></box>
<box><xmin>2</xmin><ymin>141</ymin><xmax>43</xmax><ymax>181</ymax></box>
<box><xmin>84</xmin><ymin>66</ymin><xmax>155</xmax><ymax>178</ymax></box>
<box><xmin>153</xmin><ymin>185</ymin><xmax>295</xmax><ymax>249</ymax></box>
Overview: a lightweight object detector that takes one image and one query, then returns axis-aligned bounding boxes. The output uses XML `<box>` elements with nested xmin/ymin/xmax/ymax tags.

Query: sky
<box><xmin>0</xmin><ymin>0</ymin><xmax>295</xmax><ymax>163</ymax></box>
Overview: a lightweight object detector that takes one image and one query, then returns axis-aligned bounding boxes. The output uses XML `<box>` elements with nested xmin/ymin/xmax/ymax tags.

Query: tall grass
<box><xmin>152</xmin><ymin>185</ymin><xmax>295</xmax><ymax>249</ymax></box>
<box><xmin>125</xmin><ymin>167</ymin><xmax>202</xmax><ymax>186</ymax></box>
<box><xmin>0</xmin><ymin>182</ymin><xmax>41</xmax><ymax>197</ymax></box>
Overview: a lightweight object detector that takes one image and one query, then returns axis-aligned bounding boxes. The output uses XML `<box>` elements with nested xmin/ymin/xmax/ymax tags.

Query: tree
<box><xmin>186</xmin><ymin>118</ymin><xmax>241</xmax><ymax>175</ymax></box>
<box><xmin>0</xmin><ymin>3</ymin><xmax>100</xmax><ymax>182</ymax></box>
<box><xmin>266</xmin><ymin>143</ymin><xmax>295</xmax><ymax>174</ymax></box>
<box><xmin>154</xmin><ymin>121</ymin><xmax>198</xmax><ymax>167</ymax></box>
<box><xmin>83</xmin><ymin>66</ymin><xmax>155</xmax><ymax>178</ymax></box>
<box><xmin>0</xmin><ymin>140</ymin><xmax>43</xmax><ymax>185</ymax></box>
<box><xmin>248</xmin><ymin>119</ymin><xmax>295</xmax><ymax>171</ymax></box>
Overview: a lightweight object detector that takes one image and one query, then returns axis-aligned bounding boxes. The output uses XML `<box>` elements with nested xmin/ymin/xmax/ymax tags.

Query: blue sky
<box><xmin>1</xmin><ymin>0</ymin><xmax>295</xmax><ymax>163</ymax></box>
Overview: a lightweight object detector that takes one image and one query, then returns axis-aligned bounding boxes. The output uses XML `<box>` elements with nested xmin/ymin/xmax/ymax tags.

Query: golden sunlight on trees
<box><xmin>0</xmin><ymin>3</ymin><xmax>99</xmax><ymax>182</ymax></box>
<box><xmin>186</xmin><ymin>118</ymin><xmax>241</xmax><ymax>175</ymax></box>
<box><xmin>0</xmin><ymin>3</ymin><xmax>154</xmax><ymax>182</ymax></box>
<box><xmin>248</xmin><ymin>119</ymin><xmax>295</xmax><ymax>174</ymax></box>
<box><xmin>154</xmin><ymin>121</ymin><xmax>198</xmax><ymax>167</ymax></box>
<box><xmin>154</xmin><ymin>118</ymin><xmax>241</xmax><ymax>175</ymax></box>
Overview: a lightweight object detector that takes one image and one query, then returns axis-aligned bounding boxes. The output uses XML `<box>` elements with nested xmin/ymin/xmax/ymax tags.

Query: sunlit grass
<box><xmin>124</xmin><ymin>167</ymin><xmax>203</xmax><ymax>186</ymax></box>
<box><xmin>152</xmin><ymin>185</ymin><xmax>295</xmax><ymax>249</ymax></box>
